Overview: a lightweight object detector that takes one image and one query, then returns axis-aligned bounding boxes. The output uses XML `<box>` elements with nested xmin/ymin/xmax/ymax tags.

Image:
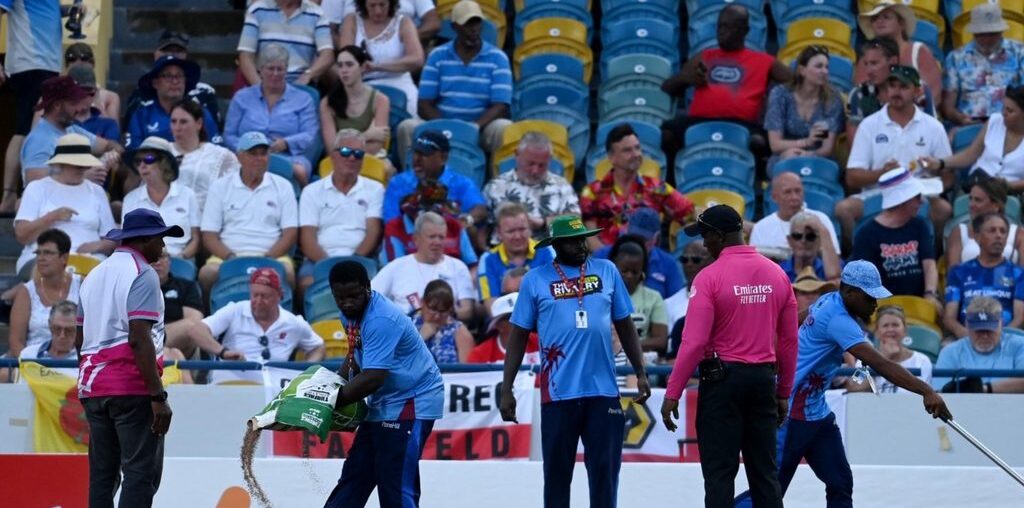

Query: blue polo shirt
<box><xmin>945</xmin><ymin>259</ymin><xmax>1024</xmax><ymax>325</ymax></box>
<box><xmin>125</xmin><ymin>99</ymin><xmax>221</xmax><ymax>151</ymax></box>
<box><xmin>510</xmin><ymin>257</ymin><xmax>633</xmax><ymax>402</ymax></box>
<box><xmin>594</xmin><ymin>245</ymin><xmax>684</xmax><ymax>299</ymax></box>
<box><xmin>339</xmin><ymin>291</ymin><xmax>444</xmax><ymax>421</ymax></box>
<box><xmin>789</xmin><ymin>291</ymin><xmax>868</xmax><ymax>422</ymax></box>
<box><xmin>382</xmin><ymin>166</ymin><xmax>485</xmax><ymax>221</ymax></box>
<box><xmin>933</xmin><ymin>333</ymin><xmax>1024</xmax><ymax>389</ymax></box>
<box><xmin>419</xmin><ymin>40</ymin><xmax>513</xmax><ymax>120</ymax></box>
<box><xmin>477</xmin><ymin>240</ymin><xmax>554</xmax><ymax>300</ymax></box>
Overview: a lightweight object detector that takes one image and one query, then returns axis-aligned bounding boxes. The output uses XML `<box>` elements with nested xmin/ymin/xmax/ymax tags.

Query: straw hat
<box><xmin>858</xmin><ymin>0</ymin><xmax>917</xmax><ymax>39</ymax></box>
<box><xmin>46</xmin><ymin>133</ymin><xmax>102</xmax><ymax>168</ymax></box>
<box><xmin>791</xmin><ymin>266</ymin><xmax>836</xmax><ymax>293</ymax></box>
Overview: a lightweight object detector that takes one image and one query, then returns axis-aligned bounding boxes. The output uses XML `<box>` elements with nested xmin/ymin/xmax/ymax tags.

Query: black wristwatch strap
<box><xmin>151</xmin><ymin>390</ymin><xmax>168</xmax><ymax>403</ymax></box>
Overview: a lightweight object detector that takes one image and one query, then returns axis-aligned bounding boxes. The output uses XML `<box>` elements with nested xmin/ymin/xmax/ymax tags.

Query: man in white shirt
<box><xmin>835</xmin><ymin>65</ymin><xmax>952</xmax><ymax>252</ymax></box>
<box><xmin>372</xmin><ymin>211</ymin><xmax>476</xmax><ymax>320</ymax></box>
<box><xmin>751</xmin><ymin>172</ymin><xmax>840</xmax><ymax>258</ymax></box>
<box><xmin>298</xmin><ymin>129</ymin><xmax>384</xmax><ymax>291</ymax></box>
<box><xmin>187</xmin><ymin>267</ymin><xmax>324</xmax><ymax>384</ymax></box>
<box><xmin>198</xmin><ymin>131</ymin><xmax>299</xmax><ymax>296</ymax></box>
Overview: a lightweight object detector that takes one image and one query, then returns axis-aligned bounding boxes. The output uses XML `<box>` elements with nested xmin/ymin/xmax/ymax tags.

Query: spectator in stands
<box><xmin>946</xmin><ymin>174</ymin><xmax>1024</xmax><ymax>267</ymax></box>
<box><xmin>500</xmin><ymin>266</ymin><xmax>527</xmax><ymax>294</ymax></box>
<box><xmin>125</xmin><ymin>56</ymin><xmax>221</xmax><ymax>153</ymax></box>
<box><xmin>942</xmin><ymin>4</ymin><xmax>1024</xmax><ymax>127</ymax></box>
<box><xmin>934</xmin><ymin>296</ymin><xmax>1024</xmax><ymax>393</ymax></box>
<box><xmin>371</xmin><ymin>211</ymin><xmax>475</xmax><ymax>319</ymax></box>
<box><xmin>225</xmin><ymin>44</ymin><xmax>320</xmax><ymax>186</ymax></box>
<box><xmin>594</xmin><ymin>208</ymin><xmax>684</xmax><ymax>299</ymax></box>
<box><xmin>847</xmin><ymin>38</ymin><xmax>900</xmax><ymax>140</ymax></box>
<box><xmin>122</xmin><ymin>137</ymin><xmax>200</xmax><ymax>259</ymax></box>
<box><xmin>170</xmin><ymin>100</ymin><xmax>241</xmax><ymax>214</ymax></box>
<box><xmin>468</xmin><ymin>292</ymin><xmax>541</xmax><ymax>364</ymax></box>
<box><xmin>581</xmin><ymin>124</ymin><xmax>694</xmax><ymax>251</ymax></box>
<box><xmin>666</xmin><ymin>241</ymin><xmax>712</xmax><ymax>343</ymax></box>
<box><xmin>478</xmin><ymin>203</ymin><xmax>554</xmax><ymax>312</ymax></box>
<box><xmin>123</xmin><ymin>30</ymin><xmax>221</xmax><ymax>126</ymax></box>
<box><xmin>199</xmin><ymin>132</ymin><xmax>299</xmax><ymax>295</ymax></box>
<box><xmin>397</xmin><ymin>0</ymin><xmax>512</xmax><ymax>156</ymax></box>
<box><xmin>186</xmin><ymin>267</ymin><xmax>325</xmax><ymax>384</ymax></box>
<box><xmin>750</xmin><ymin>172</ymin><xmax>840</xmax><ymax>256</ymax></box>
<box><xmin>152</xmin><ymin>247</ymin><xmax>205</xmax><ymax>359</ymax></box>
<box><xmin>846</xmin><ymin>305</ymin><xmax>932</xmax><ymax>393</ymax></box>
<box><xmin>413</xmin><ymin>279</ymin><xmax>474</xmax><ymax>363</ymax></box>
<box><xmin>7</xmin><ymin>229</ymin><xmax>81</xmax><ymax>358</ymax></box>
<box><xmin>323</xmin><ymin>0</ymin><xmax>440</xmax><ymax>47</ymax></box>
<box><xmin>67</xmin><ymin>64</ymin><xmax>119</xmax><ymax>142</ymax></box>
<box><xmin>382</xmin><ymin>179</ymin><xmax>477</xmax><ymax>265</ymax></box>
<box><xmin>482</xmin><ymin>131</ymin><xmax>580</xmax><ymax>240</ymax></box>
<box><xmin>383</xmin><ymin>130</ymin><xmax>487</xmax><ymax>227</ymax></box>
<box><xmin>237</xmin><ymin>0</ymin><xmax>334</xmax><ymax>86</ymax></box>
<box><xmin>856</xmin><ymin>0</ymin><xmax>943</xmax><ymax>111</ymax></box>
<box><xmin>14</xmin><ymin>134</ymin><xmax>116</xmax><ymax>280</ymax></box>
<box><xmin>922</xmin><ymin>86</ymin><xmax>1024</xmax><ymax>192</ymax></box>
<box><xmin>836</xmin><ymin>65</ymin><xmax>952</xmax><ymax>251</ymax></box>
<box><xmin>765</xmin><ymin>45</ymin><xmax>844</xmax><ymax>174</ymax></box>
<box><xmin>610</xmin><ymin>238</ymin><xmax>668</xmax><ymax>353</ymax></box>
<box><xmin>660</xmin><ymin>4</ymin><xmax>792</xmax><ymax>165</ymax></box>
<box><xmin>21</xmin><ymin>76</ymin><xmax>120</xmax><ymax>185</ymax></box>
<box><xmin>0</xmin><ymin>300</ymin><xmax>80</xmax><ymax>383</ymax></box>
<box><xmin>791</xmin><ymin>266</ymin><xmax>835</xmax><ymax>323</ymax></box>
<box><xmin>944</xmin><ymin>212</ymin><xmax>1024</xmax><ymax>338</ymax></box>
<box><xmin>319</xmin><ymin>45</ymin><xmax>392</xmax><ymax>161</ymax></box>
<box><xmin>338</xmin><ymin>0</ymin><xmax>425</xmax><ymax>117</ymax></box>
<box><xmin>298</xmin><ymin>129</ymin><xmax>384</xmax><ymax>291</ymax></box>
<box><xmin>851</xmin><ymin>167</ymin><xmax>940</xmax><ymax>304</ymax></box>
<box><xmin>0</xmin><ymin>0</ymin><xmax>67</xmax><ymax>214</ymax></box>
<box><xmin>64</xmin><ymin>43</ymin><xmax>120</xmax><ymax>125</ymax></box>
<box><xmin>779</xmin><ymin>212</ymin><xmax>841</xmax><ymax>283</ymax></box>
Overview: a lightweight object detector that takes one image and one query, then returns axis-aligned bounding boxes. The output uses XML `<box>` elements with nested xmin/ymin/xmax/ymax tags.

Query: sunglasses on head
<box><xmin>790</xmin><ymin>231</ymin><xmax>818</xmax><ymax>242</ymax></box>
<box><xmin>680</xmin><ymin>255</ymin><xmax>705</xmax><ymax>264</ymax></box>
<box><xmin>259</xmin><ymin>335</ymin><xmax>271</xmax><ymax>360</ymax></box>
<box><xmin>134</xmin><ymin>154</ymin><xmax>160</xmax><ymax>166</ymax></box>
<box><xmin>65</xmin><ymin>52</ymin><xmax>92</xmax><ymax>62</ymax></box>
<box><xmin>807</xmin><ymin>44</ymin><xmax>830</xmax><ymax>56</ymax></box>
<box><xmin>337</xmin><ymin>147</ymin><xmax>365</xmax><ymax>159</ymax></box>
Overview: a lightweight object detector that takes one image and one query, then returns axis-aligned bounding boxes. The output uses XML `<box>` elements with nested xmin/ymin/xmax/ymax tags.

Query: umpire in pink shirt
<box><xmin>661</xmin><ymin>205</ymin><xmax>799</xmax><ymax>508</ymax></box>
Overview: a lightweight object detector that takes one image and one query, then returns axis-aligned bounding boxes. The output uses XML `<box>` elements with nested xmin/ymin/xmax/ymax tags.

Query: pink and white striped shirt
<box><xmin>666</xmin><ymin>245</ymin><xmax>799</xmax><ymax>400</ymax></box>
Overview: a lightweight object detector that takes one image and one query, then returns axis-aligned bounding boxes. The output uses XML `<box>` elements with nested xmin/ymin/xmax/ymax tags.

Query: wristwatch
<box><xmin>151</xmin><ymin>390</ymin><xmax>168</xmax><ymax>403</ymax></box>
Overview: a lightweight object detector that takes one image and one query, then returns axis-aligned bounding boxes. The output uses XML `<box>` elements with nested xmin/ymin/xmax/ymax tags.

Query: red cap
<box><xmin>249</xmin><ymin>267</ymin><xmax>282</xmax><ymax>293</ymax></box>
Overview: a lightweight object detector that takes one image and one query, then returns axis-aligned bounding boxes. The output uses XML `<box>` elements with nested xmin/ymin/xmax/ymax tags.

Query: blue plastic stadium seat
<box><xmin>953</xmin><ymin>123</ymin><xmax>984</xmax><ymax>152</ymax></box>
<box><xmin>169</xmin><ymin>257</ymin><xmax>196</xmax><ymax>281</ymax></box>
<box><xmin>684</xmin><ymin>121</ymin><xmax>750</xmax><ymax>149</ymax></box>
<box><xmin>677</xmin><ymin>157</ymin><xmax>755</xmax><ymax>188</ymax></box>
<box><xmin>514</xmin><ymin>5</ymin><xmax>593</xmax><ymax>45</ymax></box>
<box><xmin>217</xmin><ymin>257</ymin><xmax>287</xmax><ymax>283</ymax></box>
<box><xmin>517</xmin><ymin>53</ymin><xmax>587</xmax><ymax>83</ymax></box>
<box><xmin>312</xmin><ymin>256</ymin><xmax>378</xmax><ymax>282</ymax></box>
<box><xmin>777</xmin><ymin>4</ymin><xmax>857</xmax><ymax>47</ymax></box>
<box><xmin>514</xmin><ymin>82</ymin><xmax>589</xmax><ymax>116</ymax></box>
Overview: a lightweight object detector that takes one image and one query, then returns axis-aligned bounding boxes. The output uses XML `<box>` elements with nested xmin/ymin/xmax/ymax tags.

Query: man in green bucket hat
<box><xmin>500</xmin><ymin>214</ymin><xmax>651</xmax><ymax>508</ymax></box>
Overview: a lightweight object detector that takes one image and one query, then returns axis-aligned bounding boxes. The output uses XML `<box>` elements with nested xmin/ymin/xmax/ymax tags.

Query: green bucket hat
<box><xmin>536</xmin><ymin>215</ymin><xmax>603</xmax><ymax>248</ymax></box>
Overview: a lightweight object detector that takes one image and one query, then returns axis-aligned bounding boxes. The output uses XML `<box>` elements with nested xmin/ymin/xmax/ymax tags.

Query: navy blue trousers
<box><xmin>324</xmin><ymin>419</ymin><xmax>434</xmax><ymax>508</ymax></box>
<box><xmin>541</xmin><ymin>396</ymin><xmax>625</xmax><ymax>508</ymax></box>
<box><xmin>735</xmin><ymin>412</ymin><xmax>853</xmax><ymax>508</ymax></box>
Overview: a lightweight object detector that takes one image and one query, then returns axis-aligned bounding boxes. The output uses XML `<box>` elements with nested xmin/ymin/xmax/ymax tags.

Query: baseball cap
<box><xmin>683</xmin><ymin>204</ymin><xmax>743</xmax><ymax>236</ymax></box>
<box><xmin>157</xmin><ymin>30</ymin><xmax>191</xmax><ymax>51</ymax></box>
<box><xmin>67</xmin><ymin>63</ymin><xmax>97</xmax><ymax>90</ymax></box>
<box><xmin>413</xmin><ymin>130</ymin><xmax>450</xmax><ymax>154</ymax></box>
<box><xmin>250</xmin><ymin>267</ymin><xmax>282</xmax><ymax>294</ymax></box>
<box><xmin>966</xmin><ymin>311</ymin><xmax>1001</xmax><ymax>331</ymax></box>
<box><xmin>64</xmin><ymin>42</ymin><xmax>94</xmax><ymax>63</ymax></box>
<box><xmin>886</xmin><ymin>65</ymin><xmax>922</xmax><ymax>87</ymax></box>
<box><xmin>486</xmin><ymin>292</ymin><xmax>518</xmax><ymax>333</ymax></box>
<box><xmin>840</xmin><ymin>260</ymin><xmax>893</xmax><ymax>299</ymax></box>
<box><xmin>625</xmin><ymin>207</ymin><xmax>661</xmax><ymax>241</ymax></box>
<box><xmin>451</xmin><ymin>0</ymin><xmax>485</xmax><ymax>25</ymax></box>
<box><xmin>237</xmin><ymin>131</ymin><xmax>271</xmax><ymax>152</ymax></box>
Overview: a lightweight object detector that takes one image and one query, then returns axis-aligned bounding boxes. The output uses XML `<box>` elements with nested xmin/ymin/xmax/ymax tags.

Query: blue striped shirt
<box><xmin>237</xmin><ymin>0</ymin><xmax>332</xmax><ymax>81</ymax></box>
<box><xmin>419</xmin><ymin>41</ymin><xmax>513</xmax><ymax>121</ymax></box>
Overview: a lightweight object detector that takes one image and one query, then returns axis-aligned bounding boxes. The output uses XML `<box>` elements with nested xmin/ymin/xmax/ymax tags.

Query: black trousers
<box><xmin>83</xmin><ymin>396</ymin><xmax>164</xmax><ymax>508</ymax></box>
<box><xmin>696</xmin><ymin>363</ymin><xmax>782</xmax><ymax>508</ymax></box>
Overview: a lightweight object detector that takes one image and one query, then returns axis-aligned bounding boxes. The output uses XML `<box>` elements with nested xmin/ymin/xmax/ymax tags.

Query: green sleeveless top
<box><xmin>333</xmin><ymin>89</ymin><xmax>377</xmax><ymax>133</ymax></box>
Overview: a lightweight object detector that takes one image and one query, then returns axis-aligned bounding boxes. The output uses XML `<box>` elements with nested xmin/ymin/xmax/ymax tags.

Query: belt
<box><xmin>723</xmin><ymin>361</ymin><xmax>776</xmax><ymax>369</ymax></box>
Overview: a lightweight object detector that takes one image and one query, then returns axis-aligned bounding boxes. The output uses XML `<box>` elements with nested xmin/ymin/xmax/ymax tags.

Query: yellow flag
<box><xmin>20</xmin><ymin>362</ymin><xmax>88</xmax><ymax>453</ymax></box>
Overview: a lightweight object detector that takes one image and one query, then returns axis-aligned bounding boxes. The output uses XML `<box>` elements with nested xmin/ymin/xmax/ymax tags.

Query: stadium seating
<box><xmin>514</xmin><ymin>5</ymin><xmax>593</xmax><ymax>46</ymax></box>
<box><xmin>671</xmin><ymin>188</ymin><xmax>747</xmax><ymax>252</ymax></box>
<box><xmin>513</xmin><ymin>82</ymin><xmax>589</xmax><ymax>118</ymax></box>
<box><xmin>268</xmin><ymin>154</ymin><xmax>301</xmax><ymax>198</ymax></box>
<box><xmin>906</xmin><ymin>324</ymin><xmax>942</xmax><ymax>362</ymax></box>
<box><xmin>603</xmin><ymin>0</ymin><xmax>679</xmax><ymax>27</ymax></box>
<box><xmin>411</xmin><ymin>119</ymin><xmax>486</xmax><ymax>180</ymax></box>
<box><xmin>677</xmin><ymin>157</ymin><xmax>755</xmax><ymax>188</ymax></box>
<box><xmin>877</xmin><ymin>295</ymin><xmax>941</xmax><ymax>334</ymax></box>
<box><xmin>952</xmin><ymin>194</ymin><xmax>1023</xmax><ymax>223</ymax></box>
<box><xmin>66</xmin><ymin>254</ymin><xmax>101</xmax><ymax>277</ymax></box>
<box><xmin>517</xmin><ymin>52</ymin><xmax>588</xmax><ymax>84</ymax></box>
<box><xmin>493</xmin><ymin>120</ymin><xmax>575</xmax><ymax>180</ymax></box>
<box><xmin>675</xmin><ymin>121</ymin><xmax>756</xmax><ymax>171</ymax></box>
<box><xmin>952</xmin><ymin>123</ymin><xmax>983</xmax><ymax>152</ymax></box>
<box><xmin>601</xmin><ymin>18</ymin><xmax>681</xmax><ymax>75</ymax></box>
<box><xmin>514</xmin><ymin>19</ymin><xmax>594</xmax><ymax>84</ymax></box>
<box><xmin>599</xmin><ymin>90</ymin><xmax>674</xmax><ymax>126</ymax></box>
<box><xmin>170</xmin><ymin>257</ymin><xmax>197</xmax><ymax>281</ymax></box>
<box><xmin>585</xmin><ymin>120</ymin><xmax>666</xmax><ymax>182</ymax></box>
<box><xmin>217</xmin><ymin>257</ymin><xmax>287</xmax><ymax>284</ymax></box>
<box><xmin>777</xmin><ymin>5</ymin><xmax>856</xmax><ymax>48</ymax></box>
<box><xmin>772</xmin><ymin>157</ymin><xmax>844</xmax><ymax>201</ymax></box>
<box><xmin>598</xmin><ymin>54</ymin><xmax>674</xmax><ymax>115</ymax></box>
<box><xmin>312</xmin><ymin>319</ymin><xmax>350</xmax><ymax>359</ymax></box>
<box><xmin>318</xmin><ymin>155</ymin><xmax>389</xmax><ymax>184</ymax></box>
<box><xmin>293</xmin><ymin>84</ymin><xmax>324</xmax><ymax>166</ymax></box>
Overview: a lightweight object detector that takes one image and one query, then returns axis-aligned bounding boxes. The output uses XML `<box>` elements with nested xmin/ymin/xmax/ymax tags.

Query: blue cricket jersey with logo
<box><xmin>125</xmin><ymin>100</ymin><xmax>221</xmax><ymax>151</ymax></box>
<box><xmin>945</xmin><ymin>259</ymin><xmax>1024</xmax><ymax>325</ymax></box>
<box><xmin>339</xmin><ymin>291</ymin><xmax>444</xmax><ymax>421</ymax></box>
<box><xmin>510</xmin><ymin>257</ymin><xmax>634</xmax><ymax>403</ymax></box>
<box><xmin>789</xmin><ymin>291</ymin><xmax>868</xmax><ymax>421</ymax></box>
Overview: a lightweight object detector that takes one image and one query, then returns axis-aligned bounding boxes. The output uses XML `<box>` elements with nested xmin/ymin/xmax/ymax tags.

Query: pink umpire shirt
<box><xmin>665</xmin><ymin>245</ymin><xmax>799</xmax><ymax>400</ymax></box>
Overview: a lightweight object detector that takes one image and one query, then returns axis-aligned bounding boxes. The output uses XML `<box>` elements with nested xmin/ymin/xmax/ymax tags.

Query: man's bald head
<box><xmin>771</xmin><ymin>172</ymin><xmax>805</xmax><ymax>218</ymax></box>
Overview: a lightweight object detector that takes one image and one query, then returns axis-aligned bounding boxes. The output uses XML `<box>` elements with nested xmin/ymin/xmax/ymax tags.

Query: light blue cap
<box><xmin>840</xmin><ymin>260</ymin><xmax>893</xmax><ymax>299</ymax></box>
<box><xmin>236</xmin><ymin>131</ymin><xmax>270</xmax><ymax>152</ymax></box>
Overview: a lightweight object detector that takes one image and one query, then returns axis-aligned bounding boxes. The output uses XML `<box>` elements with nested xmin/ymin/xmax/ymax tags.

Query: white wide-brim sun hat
<box><xmin>879</xmin><ymin>166</ymin><xmax>943</xmax><ymax>210</ymax></box>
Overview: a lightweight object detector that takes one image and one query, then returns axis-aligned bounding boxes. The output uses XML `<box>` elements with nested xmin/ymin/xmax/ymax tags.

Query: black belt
<box><xmin>723</xmin><ymin>361</ymin><xmax>776</xmax><ymax>369</ymax></box>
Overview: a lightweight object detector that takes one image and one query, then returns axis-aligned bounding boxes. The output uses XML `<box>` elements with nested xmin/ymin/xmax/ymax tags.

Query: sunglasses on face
<box><xmin>680</xmin><ymin>255</ymin><xmax>705</xmax><ymax>264</ymax></box>
<box><xmin>259</xmin><ymin>335</ymin><xmax>271</xmax><ymax>360</ymax></box>
<box><xmin>134</xmin><ymin>154</ymin><xmax>160</xmax><ymax>166</ymax></box>
<box><xmin>337</xmin><ymin>147</ymin><xmax>365</xmax><ymax>159</ymax></box>
<box><xmin>790</xmin><ymin>231</ymin><xmax>818</xmax><ymax>242</ymax></box>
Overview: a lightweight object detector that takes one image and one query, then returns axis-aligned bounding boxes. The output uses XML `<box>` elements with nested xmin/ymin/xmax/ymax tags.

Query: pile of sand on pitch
<box><xmin>241</xmin><ymin>427</ymin><xmax>273</xmax><ymax>508</ymax></box>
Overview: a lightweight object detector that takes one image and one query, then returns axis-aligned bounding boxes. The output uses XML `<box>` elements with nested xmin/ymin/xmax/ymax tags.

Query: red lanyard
<box><xmin>552</xmin><ymin>260</ymin><xmax>587</xmax><ymax>309</ymax></box>
<box><xmin>345</xmin><ymin>321</ymin><xmax>362</xmax><ymax>364</ymax></box>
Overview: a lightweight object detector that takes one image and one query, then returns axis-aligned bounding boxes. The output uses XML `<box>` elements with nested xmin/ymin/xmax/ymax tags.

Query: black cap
<box><xmin>157</xmin><ymin>30</ymin><xmax>190</xmax><ymax>51</ymax></box>
<box><xmin>683</xmin><ymin>204</ymin><xmax>743</xmax><ymax>236</ymax></box>
<box><xmin>413</xmin><ymin>130</ymin><xmax>451</xmax><ymax>154</ymax></box>
<box><xmin>886</xmin><ymin>65</ymin><xmax>921</xmax><ymax>87</ymax></box>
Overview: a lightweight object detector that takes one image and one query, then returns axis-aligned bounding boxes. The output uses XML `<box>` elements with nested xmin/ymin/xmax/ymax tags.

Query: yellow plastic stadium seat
<box><xmin>514</xmin><ymin>39</ymin><xmax>593</xmax><ymax>82</ymax></box>
<box><xmin>501</xmin><ymin>120</ymin><xmax>569</xmax><ymax>149</ymax></box>
<box><xmin>878</xmin><ymin>295</ymin><xmax>941</xmax><ymax>332</ymax></box>
<box><xmin>522</xmin><ymin>18</ymin><xmax>588</xmax><ymax>46</ymax></box>
<box><xmin>686</xmin><ymin>189</ymin><xmax>746</xmax><ymax>218</ymax></box>
<box><xmin>593</xmin><ymin>157</ymin><xmax>660</xmax><ymax>181</ymax></box>
<box><xmin>312</xmin><ymin>319</ymin><xmax>349</xmax><ymax>359</ymax></box>
<box><xmin>0</xmin><ymin>16</ymin><xmax>7</xmax><ymax>53</ymax></box>
<box><xmin>778</xmin><ymin>40</ymin><xmax>856</xmax><ymax>65</ymax></box>
<box><xmin>318</xmin><ymin>155</ymin><xmax>389</xmax><ymax>184</ymax></box>
<box><xmin>66</xmin><ymin>254</ymin><xmax>101</xmax><ymax>277</ymax></box>
<box><xmin>785</xmin><ymin>17</ymin><xmax>852</xmax><ymax>48</ymax></box>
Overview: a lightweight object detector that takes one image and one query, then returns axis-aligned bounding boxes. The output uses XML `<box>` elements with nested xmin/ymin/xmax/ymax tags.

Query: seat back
<box><xmin>686</xmin><ymin>189</ymin><xmax>747</xmax><ymax>218</ymax></box>
<box><xmin>518</xmin><ymin>53</ymin><xmax>587</xmax><ymax>83</ymax></box>
<box><xmin>521</xmin><ymin>17</ymin><xmax>588</xmax><ymax>45</ymax></box>
<box><xmin>684</xmin><ymin>121</ymin><xmax>750</xmax><ymax>150</ymax></box>
<box><xmin>217</xmin><ymin>257</ymin><xmax>287</xmax><ymax>283</ymax></box>
<box><xmin>66</xmin><ymin>254</ymin><xmax>100</xmax><ymax>277</ymax></box>
<box><xmin>311</xmin><ymin>319</ymin><xmax>350</xmax><ymax>359</ymax></box>
<box><xmin>773</xmin><ymin>156</ymin><xmax>841</xmax><ymax>183</ymax></box>
<box><xmin>312</xmin><ymin>256</ymin><xmax>378</xmax><ymax>282</ymax></box>
<box><xmin>678</xmin><ymin>157</ymin><xmax>754</xmax><ymax>187</ymax></box>
<box><xmin>414</xmin><ymin>119</ymin><xmax>480</xmax><ymax>148</ymax></box>
<box><xmin>905</xmin><ymin>324</ymin><xmax>942</xmax><ymax>362</ymax></box>
<box><xmin>169</xmin><ymin>257</ymin><xmax>197</xmax><ymax>281</ymax></box>
<box><xmin>318</xmin><ymin>155</ymin><xmax>389</xmax><ymax>184</ymax></box>
<box><xmin>879</xmin><ymin>295</ymin><xmax>940</xmax><ymax>329</ymax></box>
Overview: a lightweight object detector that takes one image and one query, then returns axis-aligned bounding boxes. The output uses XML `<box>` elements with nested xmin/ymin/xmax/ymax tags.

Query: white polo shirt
<box><xmin>371</xmin><ymin>254</ymin><xmax>475</xmax><ymax>315</ymax></box>
<box><xmin>123</xmin><ymin>182</ymin><xmax>200</xmax><ymax>257</ymax></box>
<box><xmin>201</xmin><ymin>300</ymin><xmax>324</xmax><ymax>384</ymax></box>
<box><xmin>15</xmin><ymin>177</ymin><xmax>116</xmax><ymax>272</ymax></box>
<box><xmin>847</xmin><ymin>104</ymin><xmax>952</xmax><ymax>177</ymax></box>
<box><xmin>200</xmin><ymin>171</ymin><xmax>299</xmax><ymax>254</ymax></box>
<box><xmin>750</xmin><ymin>207</ymin><xmax>841</xmax><ymax>253</ymax></box>
<box><xmin>298</xmin><ymin>175</ymin><xmax>384</xmax><ymax>257</ymax></box>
